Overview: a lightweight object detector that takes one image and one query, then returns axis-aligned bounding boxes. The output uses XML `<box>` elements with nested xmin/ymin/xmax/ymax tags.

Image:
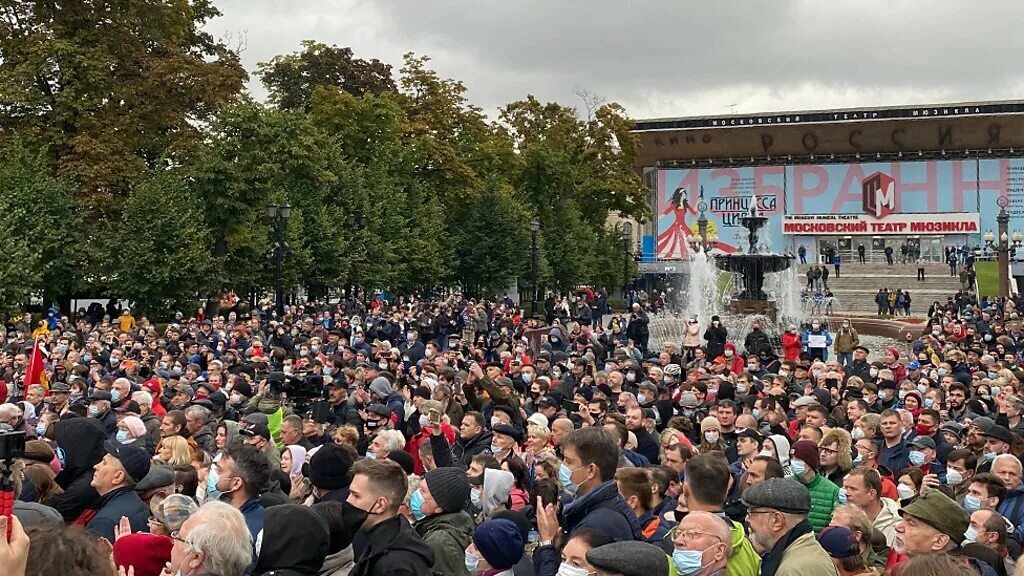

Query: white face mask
<box><xmin>557</xmin><ymin>562</ymin><xmax>593</xmax><ymax>576</ymax></box>
<box><xmin>704</xmin><ymin>431</ymin><xmax>720</xmax><ymax>444</ymax></box>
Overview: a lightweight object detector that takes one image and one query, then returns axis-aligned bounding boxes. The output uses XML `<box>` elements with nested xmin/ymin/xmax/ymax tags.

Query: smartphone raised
<box><xmin>428</xmin><ymin>408</ymin><xmax>441</xmax><ymax>426</ymax></box>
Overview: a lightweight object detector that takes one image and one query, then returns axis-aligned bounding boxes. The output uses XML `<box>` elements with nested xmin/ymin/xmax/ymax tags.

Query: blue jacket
<box><xmin>878</xmin><ymin>440</ymin><xmax>909</xmax><ymax>476</ymax></box>
<box><xmin>561</xmin><ymin>480</ymin><xmax>642</xmax><ymax>542</ymax></box>
<box><xmin>999</xmin><ymin>483</ymin><xmax>1024</xmax><ymax>544</ymax></box>
<box><xmin>801</xmin><ymin>329</ymin><xmax>833</xmax><ymax>360</ymax></box>
<box><xmin>239</xmin><ymin>496</ymin><xmax>265</xmax><ymax>542</ymax></box>
<box><xmin>86</xmin><ymin>487</ymin><xmax>149</xmax><ymax>543</ymax></box>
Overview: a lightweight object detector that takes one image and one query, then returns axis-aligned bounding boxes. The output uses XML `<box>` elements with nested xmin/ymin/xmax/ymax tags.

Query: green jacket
<box><xmin>726</xmin><ymin>519</ymin><xmax>761</xmax><ymax>576</ymax></box>
<box><xmin>414</xmin><ymin>510</ymin><xmax>474</xmax><ymax>576</ymax></box>
<box><xmin>834</xmin><ymin>329</ymin><xmax>859</xmax><ymax>354</ymax></box>
<box><xmin>478</xmin><ymin>375</ymin><xmax>521</xmax><ymax>416</ymax></box>
<box><xmin>801</xmin><ymin>473</ymin><xmax>839</xmax><ymax>534</ymax></box>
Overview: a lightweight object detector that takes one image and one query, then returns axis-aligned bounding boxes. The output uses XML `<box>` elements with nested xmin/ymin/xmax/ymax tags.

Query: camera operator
<box><xmin>326</xmin><ymin>374</ymin><xmax>362</xmax><ymax>429</ymax></box>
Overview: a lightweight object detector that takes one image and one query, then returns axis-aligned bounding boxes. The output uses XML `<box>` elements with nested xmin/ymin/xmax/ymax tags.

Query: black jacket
<box><xmin>632</xmin><ymin>428</ymin><xmax>661</xmax><ymax>465</ymax></box>
<box><xmin>704</xmin><ymin>325</ymin><xmax>728</xmax><ymax>359</ymax></box>
<box><xmin>451</xmin><ymin>430</ymin><xmax>493</xmax><ymax>469</ymax></box>
<box><xmin>560</xmin><ymin>480</ymin><xmax>642</xmax><ymax>542</ymax></box>
<box><xmin>256</xmin><ymin>504</ymin><xmax>330</xmax><ymax>576</ymax></box>
<box><xmin>352</xmin><ymin>515</ymin><xmax>434</xmax><ymax>576</ymax></box>
<box><xmin>47</xmin><ymin>417</ymin><xmax>107</xmax><ymax>521</ymax></box>
<box><xmin>86</xmin><ymin>486</ymin><xmax>150</xmax><ymax>543</ymax></box>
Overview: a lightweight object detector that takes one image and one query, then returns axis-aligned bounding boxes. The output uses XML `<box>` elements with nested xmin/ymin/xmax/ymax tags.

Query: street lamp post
<box><xmin>998</xmin><ymin>196</ymin><xmax>1010</xmax><ymax>298</ymax></box>
<box><xmin>267</xmin><ymin>203</ymin><xmax>292</xmax><ymax>316</ymax></box>
<box><xmin>622</xmin><ymin>221</ymin><xmax>633</xmax><ymax>307</ymax></box>
<box><xmin>530</xmin><ymin>218</ymin><xmax>540</xmax><ymax>318</ymax></box>
<box><xmin>347</xmin><ymin>211</ymin><xmax>368</xmax><ymax>300</ymax></box>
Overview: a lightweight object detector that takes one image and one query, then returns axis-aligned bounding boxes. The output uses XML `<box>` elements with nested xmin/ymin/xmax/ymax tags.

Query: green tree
<box><xmin>0</xmin><ymin>0</ymin><xmax>247</xmax><ymax>216</ymax></box>
<box><xmin>450</xmin><ymin>180</ymin><xmax>531</xmax><ymax>295</ymax></box>
<box><xmin>0</xmin><ymin>138</ymin><xmax>80</xmax><ymax>309</ymax></box>
<box><xmin>111</xmin><ymin>171</ymin><xmax>214</xmax><ymax>317</ymax></box>
<box><xmin>258</xmin><ymin>41</ymin><xmax>396</xmax><ymax>110</ymax></box>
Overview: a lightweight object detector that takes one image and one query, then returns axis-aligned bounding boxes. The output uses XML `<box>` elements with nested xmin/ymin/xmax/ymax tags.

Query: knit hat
<box><xmin>121</xmin><ymin>415</ymin><xmax>146</xmax><ymax>439</ymax></box>
<box><xmin>791</xmin><ymin>440</ymin><xmax>819</xmax><ymax>470</ymax></box>
<box><xmin>819</xmin><ymin>526</ymin><xmax>861</xmax><ymax>558</ymax></box>
<box><xmin>700</xmin><ymin>416</ymin><xmax>721</xmax><ymax>434</ymax></box>
<box><xmin>585</xmin><ymin>541</ymin><xmax>670</xmax><ymax>576</ymax></box>
<box><xmin>113</xmin><ymin>533</ymin><xmax>173</xmax><ymax>576</ymax></box>
<box><xmin>309</xmin><ymin>443</ymin><xmax>354</xmax><ymax>491</ymax></box>
<box><xmin>152</xmin><ymin>494</ymin><xmax>198</xmax><ymax>533</ymax></box>
<box><xmin>369</xmin><ymin>377</ymin><xmax>392</xmax><ymax>400</ymax></box>
<box><xmin>473</xmin><ymin>519</ymin><xmax>524</xmax><ymax>570</ymax></box>
<box><xmin>886</xmin><ymin>346</ymin><xmax>900</xmax><ymax>361</ymax></box>
<box><xmin>386</xmin><ymin>450</ymin><xmax>415</xmax><ymax>475</ymax></box>
<box><xmin>741</xmin><ymin>477</ymin><xmax>811</xmax><ymax>514</ymax></box>
<box><xmin>424</xmin><ymin>467</ymin><xmax>471</xmax><ymax>513</ymax></box>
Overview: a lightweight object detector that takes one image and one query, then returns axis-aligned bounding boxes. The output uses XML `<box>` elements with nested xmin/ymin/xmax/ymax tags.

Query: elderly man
<box><xmin>166</xmin><ymin>501</ymin><xmax>253</xmax><ymax>576</ymax></box>
<box><xmin>184</xmin><ymin>405</ymin><xmax>215</xmax><ymax>454</ymax></box>
<box><xmin>87</xmin><ymin>441</ymin><xmax>152</xmax><ymax>542</ymax></box>
<box><xmin>992</xmin><ymin>454</ymin><xmax>1024</xmax><ymax>543</ymax></box>
<box><xmin>892</xmin><ymin>489</ymin><xmax>968</xmax><ymax>557</ymax></box>
<box><xmin>742</xmin><ymin>477</ymin><xmax>839</xmax><ymax>576</ymax></box>
<box><xmin>670</xmin><ymin>511</ymin><xmax>731</xmax><ymax>576</ymax></box>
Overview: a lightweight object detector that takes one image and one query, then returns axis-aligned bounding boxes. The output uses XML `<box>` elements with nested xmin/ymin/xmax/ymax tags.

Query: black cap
<box><xmin>103</xmin><ymin>441</ymin><xmax>152</xmax><ymax>483</ymax></box>
<box><xmin>89</xmin><ymin>390</ymin><xmax>113</xmax><ymax>402</ymax></box>
<box><xmin>536</xmin><ymin>396</ymin><xmax>559</xmax><ymax>409</ymax></box>
<box><xmin>240</xmin><ymin>422</ymin><xmax>271</xmax><ymax>440</ymax></box>
<box><xmin>492</xmin><ymin>423</ymin><xmax>523</xmax><ymax>444</ymax></box>
<box><xmin>983</xmin><ymin>425</ymin><xmax>1014</xmax><ymax>445</ymax></box>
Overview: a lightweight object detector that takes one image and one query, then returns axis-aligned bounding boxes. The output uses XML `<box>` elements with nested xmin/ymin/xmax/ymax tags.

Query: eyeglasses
<box><xmin>672</xmin><ymin>529</ymin><xmax>724</xmax><ymax>545</ymax></box>
<box><xmin>169</xmin><ymin>531</ymin><xmax>190</xmax><ymax>547</ymax></box>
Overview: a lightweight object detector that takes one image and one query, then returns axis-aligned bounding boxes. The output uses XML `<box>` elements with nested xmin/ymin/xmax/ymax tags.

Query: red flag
<box><xmin>25</xmin><ymin>337</ymin><xmax>47</xmax><ymax>391</ymax></box>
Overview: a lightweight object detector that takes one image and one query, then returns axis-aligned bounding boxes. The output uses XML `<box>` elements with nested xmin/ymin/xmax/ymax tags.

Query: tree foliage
<box><xmin>0</xmin><ymin>0</ymin><xmax>247</xmax><ymax>216</ymax></box>
<box><xmin>0</xmin><ymin>7</ymin><xmax>653</xmax><ymax>310</ymax></box>
<box><xmin>110</xmin><ymin>171</ymin><xmax>215</xmax><ymax>317</ymax></box>
<box><xmin>258</xmin><ymin>40</ymin><xmax>396</xmax><ymax>110</ymax></box>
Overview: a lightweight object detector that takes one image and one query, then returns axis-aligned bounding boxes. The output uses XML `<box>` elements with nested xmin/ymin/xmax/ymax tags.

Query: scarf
<box><xmin>759</xmin><ymin>519</ymin><xmax>812</xmax><ymax>576</ymax></box>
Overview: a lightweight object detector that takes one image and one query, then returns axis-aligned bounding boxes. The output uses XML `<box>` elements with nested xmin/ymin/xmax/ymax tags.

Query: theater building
<box><xmin>629</xmin><ymin>101</ymin><xmax>1024</xmax><ymax>269</ymax></box>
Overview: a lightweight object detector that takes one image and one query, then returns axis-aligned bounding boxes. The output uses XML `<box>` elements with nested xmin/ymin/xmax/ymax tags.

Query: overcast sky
<box><xmin>205</xmin><ymin>0</ymin><xmax>1024</xmax><ymax>121</ymax></box>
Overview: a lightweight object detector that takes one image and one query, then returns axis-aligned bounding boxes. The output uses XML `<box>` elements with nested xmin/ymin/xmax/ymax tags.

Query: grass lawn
<box><xmin>975</xmin><ymin>260</ymin><xmax>999</xmax><ymax>297</ymax></box>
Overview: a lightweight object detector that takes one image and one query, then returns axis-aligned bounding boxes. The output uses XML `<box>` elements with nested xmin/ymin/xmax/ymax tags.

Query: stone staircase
<box><xmin>794</xmin><ymin>262</ymin><xmax>965</xmax><ymax>316</ymax></box>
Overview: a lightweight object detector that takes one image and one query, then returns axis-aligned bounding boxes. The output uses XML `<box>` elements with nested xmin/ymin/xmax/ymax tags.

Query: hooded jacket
<box><xmin>414</xmin><ymin>510</ymin><xmax>474</xmax><ymax>576</ymax></box>
<box><xmin>479</xmin><ymin>469</ymin><xmax>514</xmax><ymax>521</ymax></box>
<box><xmin>256</xmin><ymin>504</ymin><xmax>330</xmax><ymax>576</ymax></box>
<box><xmin>704</xmin><ymin>323</ymin><xmax>728</xmax><ymax>359</ymax></box>
<box><xmin>351</xmin><ymin>515</ymin><xmax>434</xmax><ymax>576</ymax></box>
<box><xmin>46</xmin><ymin>417</ymin><xmax>107</xmax><ymax>521</ymax></box>
<box><xmin>319</xmin><ymin>545</ymin><xmax>354</xmax><ymax>576</ymax></box>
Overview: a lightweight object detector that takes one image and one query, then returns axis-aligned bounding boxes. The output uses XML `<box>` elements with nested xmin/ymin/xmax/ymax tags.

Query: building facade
<box><xmin>631</xmin><ymin>101</ymin><xmax>1024</xmax><ymax>271</ymax></box>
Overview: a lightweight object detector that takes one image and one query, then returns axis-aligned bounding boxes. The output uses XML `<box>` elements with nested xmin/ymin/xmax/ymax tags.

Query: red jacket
<box><xmin>406</xmin><ymin>422</ymin><xmax>456</xmax><ymax>475</ymax></box>
<box><xmin>782</xmin><ymin>332</ymin><xmax>802</xmax><ymax>361</ymax></box>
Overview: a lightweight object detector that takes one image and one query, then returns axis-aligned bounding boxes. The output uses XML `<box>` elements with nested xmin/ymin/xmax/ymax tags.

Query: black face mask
<box><xmin>341</xmin><ymin>500</ymin><xmax>371</xmax><ymax>532</ymax></box>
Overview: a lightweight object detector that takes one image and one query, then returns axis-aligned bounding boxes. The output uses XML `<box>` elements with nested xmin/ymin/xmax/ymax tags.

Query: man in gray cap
<box><xmin>742</xmin><ymin>477</ymin><xmax>838</xmax><ymax>576</ymax></box>
<box><xmin>585</xmin><ymin>540</ymin><xmax>670</xmax><ymax>576</ymax></box>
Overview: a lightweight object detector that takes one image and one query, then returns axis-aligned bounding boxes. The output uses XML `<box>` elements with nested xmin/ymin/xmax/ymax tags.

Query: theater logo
<box><xmin>862</xmin><ymin>171</ymin><xmax>896</xmax><ymax>218</ymax></box>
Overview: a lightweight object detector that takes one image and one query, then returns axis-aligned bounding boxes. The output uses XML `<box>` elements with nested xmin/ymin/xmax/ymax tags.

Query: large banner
<box><xmin>656</xmin><ymin>158</ymin><xmax>1024</xmax><ymax>259</ymax></box>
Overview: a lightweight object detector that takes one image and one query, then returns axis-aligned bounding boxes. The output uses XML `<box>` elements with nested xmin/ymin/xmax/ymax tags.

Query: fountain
<box><xmin>714</xmin><ymin>194</ymin><xmax>795</xmax><ymax>319</ymax></box>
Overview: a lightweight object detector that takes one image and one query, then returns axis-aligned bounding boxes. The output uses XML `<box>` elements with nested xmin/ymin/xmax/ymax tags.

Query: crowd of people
<box><xmin>1</xmin><ymin>290</ymin><xmax>1024</xmax><ymax>576</ymax></box>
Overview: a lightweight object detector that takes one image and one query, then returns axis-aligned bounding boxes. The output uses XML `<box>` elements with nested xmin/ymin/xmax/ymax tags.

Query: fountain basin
<box><xmin>714</xmin><ymin>254</ymin><xmax>795</xmax><ymax>300</ymax></box>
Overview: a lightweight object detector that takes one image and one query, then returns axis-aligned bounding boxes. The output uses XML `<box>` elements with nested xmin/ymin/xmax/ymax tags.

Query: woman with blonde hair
<box><xmin>524</xmin><ymin>423</ymin><xmax>553</xmax><ymax>467</ymax></box>
<box><xmin>155</xmin><ymin>435</ymin><xmax>193</xmax><ymax>467</ymax></box>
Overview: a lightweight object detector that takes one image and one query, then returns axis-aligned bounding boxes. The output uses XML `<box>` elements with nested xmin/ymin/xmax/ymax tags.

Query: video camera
<box><xmin>267</xmin><ymin>371</ymin><xmax>324</xmax><ymax>414</ymax></box>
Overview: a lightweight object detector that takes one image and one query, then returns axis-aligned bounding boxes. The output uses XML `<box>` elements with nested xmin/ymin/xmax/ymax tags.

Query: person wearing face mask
<box><xmin>697</xmin><ymin>417</ymin><xmax>726</xmax><ymax>455</ymax></box>
<box><xmin>86</xmin><ymin>390</ymin><xmax>118</xmax><ymax>440</ymax></box>
<box><xmin>802</xmin><ymin>320</ymin><xmax>833</xmax><ymax>362</ymax></box>
<box><xmin>215</xmin><ymin>444</ymin><xmax>270</xmax><ymax>544</ymax></box>
<box><xmin>347</xmin><ymin>458</ymin><xmax>435</xmax><ymax>576</ymax></box>
<box><xmin>465</xmin><ymin>518</ymin><xmax>524</xmax><ymax>576</ymax></box>
<box><xmin>703</xmin><ymin>315</ymin><xmax>728</xmax><ymax>361</ymax></box>
<box><xmin>409</xmin><ymin>467</ymin><xmax>473</xmax><ymax>576</ymax></box>
<box><xmin>790</xmin><ymin>440</ymin><xmax>840</xmax><ymax>534</ymax></box>
<box><xmin>670</xmin><ymin>511</ymin><xmax>732</xmax><ymax>576</ymax></box>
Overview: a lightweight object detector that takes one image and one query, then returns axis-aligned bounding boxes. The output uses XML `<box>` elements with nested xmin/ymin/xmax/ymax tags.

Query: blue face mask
<box><xmin>852</xmin><ymin>454</ymin><xmax>864</xmax><ymax>467</ymax></box>
<box><xmin>672</xmin><ymin>548</ymin><xmax>710</xmax><ymax>576</ymax></box>
<box><xmin>790</xmin><ymin>459</ymin><xmax>807</xmax><ymax>477</ymax></box>
<box><xmin>409</xmin><ymin>489</ymin><xmax>426</xmax><ymax>521</ymax></box>
<box><xmin>35</xmin><ymin>422</ymin><xmax>46</xmax><ymax>437</ymax></box>
<box><xmin>837</xmin><ymin>488</ymin><xmax>848</xmax><ymax>504</ymax></box>
<box><xmin>985</xmin><ymin>451</ymin><xmax>998</xmax><ymax>463</ymax></box>
<box><xmin>559</xmin><ymin>463</ymin><xmax>579</xmax><ymax>495</ymax></box>
<box><xmin>909</xmin><ymin>450</ymin><xmax>926</xmax><ymax>466</ymax></box>
<box><xmin>206</xmin><ymin>465</ymin><xmax>222</xmax><ymax>502</ymax></box>
<box><xmin>116</xmin><ymin>429</ymin><xmax>129</xmax><ymax>444</ymax></box>
<box><xmin>465</xmin><ymin>550</ymin><xmax>480</xmax><ymax>573</ymax></box>
<box><xmin>964</xmin><ymin>494</ymin><xmax>982</xmax><ymax>513</ymax></box>
<box><xmin>110</xmin><ymin>389</ymin><xmax>121</xmax><ymax>403</ymax></box>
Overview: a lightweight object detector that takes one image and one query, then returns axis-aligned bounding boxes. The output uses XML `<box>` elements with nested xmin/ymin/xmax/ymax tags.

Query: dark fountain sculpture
<box><xmin>714</xmin><ymin>195</ymin><xmax>794</xmax><ymax>319</ymax></box>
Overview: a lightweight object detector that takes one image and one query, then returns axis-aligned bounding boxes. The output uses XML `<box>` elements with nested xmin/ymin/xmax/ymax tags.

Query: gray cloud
<box><xmin>205</xmin><ymin>0</ymin><xmax>1024</xmax><ymax>120</ymax></box>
